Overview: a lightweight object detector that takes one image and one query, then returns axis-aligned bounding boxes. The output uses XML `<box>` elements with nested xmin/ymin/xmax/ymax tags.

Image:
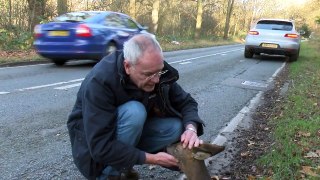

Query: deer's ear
<box><xmin>192</xmin><ymin>151</ymin><xmax>211</xmax><ymax>160</ymax></box>
<box><xmin>192</xmin><ymin>143</ymin><xmax>225</xmax><ymax>158</ymax></box>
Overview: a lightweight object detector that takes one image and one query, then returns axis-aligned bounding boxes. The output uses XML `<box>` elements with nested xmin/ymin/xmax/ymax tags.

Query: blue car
<box><xmin>33</xmin><ymin>11</ymin><xmax>152</xmax><ymax>66</ymax></box>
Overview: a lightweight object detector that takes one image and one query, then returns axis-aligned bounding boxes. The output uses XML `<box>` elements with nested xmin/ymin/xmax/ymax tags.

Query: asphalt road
<box><xmin>0</xmin><ymin>44</ymin><xmax>286</xmax><ymax>179</ymax></box>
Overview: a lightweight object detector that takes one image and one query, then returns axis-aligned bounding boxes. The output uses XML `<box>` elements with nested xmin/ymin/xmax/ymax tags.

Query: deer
<box><xmin>166</xmin><ymin>142</ymin><xmax>225</xmax><ymax>180</ymax></box>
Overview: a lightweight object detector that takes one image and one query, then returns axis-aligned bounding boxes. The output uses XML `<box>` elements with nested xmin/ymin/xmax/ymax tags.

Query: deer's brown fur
<box><xmin>167</xmin><ymin>142</ymin><xmax>225</xmax><ymax>180</ymax></box>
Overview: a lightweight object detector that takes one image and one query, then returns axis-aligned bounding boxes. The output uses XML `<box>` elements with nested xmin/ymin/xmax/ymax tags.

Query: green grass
<box><xmin>257</xmin><ymin>40</ymin><xmax>320</xmax><ymax>179</ymax></box>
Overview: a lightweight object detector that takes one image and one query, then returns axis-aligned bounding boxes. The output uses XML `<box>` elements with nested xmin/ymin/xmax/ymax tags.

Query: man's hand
<box><xmin>145</xmin><ymin>152</ymin><xmax>178</xmax><ymax>168</ymax></box>
<box><xmin>180</xmin><ymin>124</ymin><xmax>203</xmax><ymax>149</ymax></box>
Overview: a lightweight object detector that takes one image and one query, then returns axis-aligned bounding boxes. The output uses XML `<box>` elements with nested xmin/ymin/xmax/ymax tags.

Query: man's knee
<box><xmin>117</xmin><ymin>101</ymin><xmax>147</xmax><ymax>127</ymax></box>
<box><xmin>170</xmin><ymin>119</ymin><xmax>183</xmax><ymax>139</ymax></box>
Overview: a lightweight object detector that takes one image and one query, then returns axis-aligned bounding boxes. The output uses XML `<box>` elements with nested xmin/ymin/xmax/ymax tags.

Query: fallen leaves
<box><xmin>148</xmin><ymin>165</ymin><xmax>156</xmax><ymax>170</ymax></box>
<box><xmin>304</xmin><ymin>150</ymin><xmax>320</xmax><ymax>158</ymax></box>
<box><xmin>247</xmin><ymin>175</ymin><xmax>272</xmax><ymax>180</ymax></box>
<box><xmin>0</xmin><ymin>50</ymin><xmax>37</xmax><ymax>59</ymax></box>
<box><xmin>247</xmin><ymin>140</ymin><xmax>255</xmax><ymax>147</ymax></box>
<box><xmin>240</xmin><ymin>151</ymin><xmax>251</xmax><ymax>157</ymax></box>
<box><xmin>294</xmin><ymin>131</ymin><xmax>312</xmax><ymax>142</ymax></box>
<box><xmin>300</xmin><ymin>166</ymin><xmax>320</xmax><ymax>178</ymax></box>
<box><xmin>211</xmin><ymin>175</ymin><xmax>231</xmax><ymax>180</ymax></box>
<box><xmin>296</xmin><ymin>131</ymin><xmax>311</xmax><ymax>137</ymax></box>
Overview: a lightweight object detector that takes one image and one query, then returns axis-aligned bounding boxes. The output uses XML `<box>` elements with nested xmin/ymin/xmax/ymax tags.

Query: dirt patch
<box><xmin>0</xmin><ymin>50</ymin><xmax>49</xmax><ymax>67</ymax></box>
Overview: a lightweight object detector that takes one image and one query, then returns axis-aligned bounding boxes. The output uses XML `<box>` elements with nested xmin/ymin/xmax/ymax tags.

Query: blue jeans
<box><xmin>98</xmin><ymin>101</ymin><xmax>183</xmax><ymax>179</ymax></box>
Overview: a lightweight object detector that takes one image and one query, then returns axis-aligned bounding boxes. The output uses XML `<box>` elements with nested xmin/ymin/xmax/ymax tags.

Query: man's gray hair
<box><xmin>123</xmin><ymin>33</ymin><xmax>163</xmax><ymax>65</ymax></box>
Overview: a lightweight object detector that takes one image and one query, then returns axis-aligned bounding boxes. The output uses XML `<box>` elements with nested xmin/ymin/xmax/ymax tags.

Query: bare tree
<box><xmin>8</xmin><ymin>0</ymin><xmax>12</xmax><ymax>26</ymax></box>
<box><xmin>57</xmin><ymin>0</ymin><xmax>68</xmax><ymax>15</ymax></box>
<box><xmin>27</xmin><ymin>0</ymin><xmax>46</xmax><ymax>32</ymax></box>
<box><xmin>223</xmin><ymin>0</ymin><xmax>234</xmax><ymax>39</ymax></box>
<box><xmin>129</xmin><ymin>0</ymin><xmax>136</xmax><ymax>19</ymax></box>
<box><xmin>151</xmin><ymin>0</ymin><xmax>160</xmax><ymax>34</ymax></box>
<box><xmin>194</xmin><ymin>0</ymin><xmax>203</xmax><ymax>39</ymax></box>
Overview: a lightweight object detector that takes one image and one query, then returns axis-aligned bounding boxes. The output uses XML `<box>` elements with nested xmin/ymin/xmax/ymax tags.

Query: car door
<box><xmin>102</xmin><ymin>13</ymin><xmax>131</xmax><ymax>45</ymax></box>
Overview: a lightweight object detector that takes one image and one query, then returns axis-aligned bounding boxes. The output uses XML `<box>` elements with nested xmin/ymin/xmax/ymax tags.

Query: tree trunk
<box><xmin>194</xmin><ymin>0</ymin><xmax>203</xmax><ymax>39</ymax></box>
<box><xmin>129</xmin><ymin>0</ymin><xmax>136</xmax><ymax>19</ymax></box>
<box><xmin>151</xmin><ymin>0</ymin><xmax>160</xmax><ymax>34</ymax></box>
<box><xmin>27</xmin><ymin>0</ymin><xmax>46</xmax><ymax>32</ymax></box>
<box><xmin>233</xmin><ymin>18</ymin><xmax>238</xmax><ymax>37</ymax></box>
<box><xmin>223</xmin><ymin>0</ymin><xmax>234</xmax><ymax>40</ymax></box>
<box><xmin>57</xmin><ymin>0</ymin><xmax>68</xmax><ymax>15</ymax></box>
<box><xmin>8</xmin><ymin>0</ymin><xmax>12</xmax><ymax>27</ymax></box>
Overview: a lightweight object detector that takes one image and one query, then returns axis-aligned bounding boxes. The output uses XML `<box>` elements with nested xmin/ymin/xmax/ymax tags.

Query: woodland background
<box><xmin>1</xmin><ymin>0</ymin><xmax>320</xmax><ymax>51</ymax></box>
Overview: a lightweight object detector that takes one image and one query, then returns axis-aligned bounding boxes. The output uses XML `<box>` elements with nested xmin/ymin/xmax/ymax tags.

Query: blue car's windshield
<box><xmin>53</xmin><ymin>12</ymin><xmax>101</xmax><ymax>22</ymax></box>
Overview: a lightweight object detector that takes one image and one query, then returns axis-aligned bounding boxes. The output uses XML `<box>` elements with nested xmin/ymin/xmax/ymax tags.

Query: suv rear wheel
<box><xmin>289</xmin><ymin>48</ymin><xmax>300</xmax><ymax>62</ymax></box>
<box><xmin>244</xmin><ymin>48</ymin><xmax>254</xmax><ymax>58</ymax></box>
<box><xmin>289</xmin><ymin>53</ymin><xmax>299</xmax><ymax>62</ymax></box>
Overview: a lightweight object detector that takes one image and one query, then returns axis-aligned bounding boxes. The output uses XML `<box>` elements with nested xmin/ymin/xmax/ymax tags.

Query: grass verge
<box><xmin>258</xmin><ymin>40</ymin><xmax>320</xmax><ymax>179</ymax></box>
<box><xmin>0</xmin><ymin>50</ymin><xmax>47</xmax><ymax>65</ymax></box>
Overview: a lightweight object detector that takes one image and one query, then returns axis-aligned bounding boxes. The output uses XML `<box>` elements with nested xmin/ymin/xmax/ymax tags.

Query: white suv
<box><xmin>244</xmin><ymin>19</ymin><xmax>301</xmax><ymax>62</ymax></box>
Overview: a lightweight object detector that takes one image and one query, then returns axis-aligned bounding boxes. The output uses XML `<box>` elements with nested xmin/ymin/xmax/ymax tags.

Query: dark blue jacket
<box><xmin>67</xmin><ymin>51</ymin><xmax>204</xmax><ymax>179</ymax></box>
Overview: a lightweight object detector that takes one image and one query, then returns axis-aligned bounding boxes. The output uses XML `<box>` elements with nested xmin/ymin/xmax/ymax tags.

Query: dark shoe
<box><xmin>107</xmin><ymin>175</ymin><xmax>121</xmax><ymax>180</ymax></box>
<box><xmin>122</xmin><ymin>169</ymin><xmax>139</xmax><ymax>180</ymax></box>
<box><xmin>162</xmin><ymin>165</ymin><xmax>181</xmax><ymax>171</ymax></box>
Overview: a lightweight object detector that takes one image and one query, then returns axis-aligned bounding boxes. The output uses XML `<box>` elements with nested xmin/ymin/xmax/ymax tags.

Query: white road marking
<box><xmin>54</xmin><ymin>83</ymin><xmax>82</xmax><ymax>90</ymax></box>
<box><xmin>169</xmin><ymin>48</ymin><xmax>242</xmax><ymax>65</ymax></box>
<box><xmin>179</xmin><ymin>61</ymin><xmax>191</xmax><ymax>65</ymax></box>
<box><xmin>17</xmin><ymin>78</ymin><xmax>84</xmax><ymax>92</ymax></box>
<box><xmin>242</xmin><ymin>81</ymin><xmax>268</xmax><ymax>88</ymax></box>
<box><xmin>0</xmin><ymin>92</ymin><xmax>10</xmax><ymax>95</ymax></box>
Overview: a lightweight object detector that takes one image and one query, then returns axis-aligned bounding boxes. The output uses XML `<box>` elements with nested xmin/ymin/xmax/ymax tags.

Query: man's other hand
<box><xmin>180</xmin><ymin>124</ymin><xmax>203</xmax><ymax>149</ymax></box>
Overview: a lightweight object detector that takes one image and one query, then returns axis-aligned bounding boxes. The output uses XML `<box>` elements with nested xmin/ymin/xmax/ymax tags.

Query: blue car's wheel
<box><xmin>52</xmin><ymin>59</ymin><xmax>66</xmax><ymax>66</ymax></box>
<box><xmin>104</xmin><ymin>42</ymin><xmax>117</xmax><ymax>57</ymax></box>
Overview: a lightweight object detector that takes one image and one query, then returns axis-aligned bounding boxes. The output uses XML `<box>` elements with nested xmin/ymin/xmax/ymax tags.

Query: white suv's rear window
<box><xmin>256</xmin><ymin>20</ymin><xmax>293</xmax><ymax>31</ymax></box>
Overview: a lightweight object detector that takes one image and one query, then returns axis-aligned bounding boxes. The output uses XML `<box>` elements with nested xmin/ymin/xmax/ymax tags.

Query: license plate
<box><xmin>261</xmin><ymin>43</ymin><xmax>278</xmax><ymax>48</ymax></box>
<box><xmin>48</xmin><ymin>31</ymin><xmax>69</xmax><ymax>36</ymax></box>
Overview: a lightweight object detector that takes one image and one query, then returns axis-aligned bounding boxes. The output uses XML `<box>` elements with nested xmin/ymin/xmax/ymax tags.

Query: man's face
<box><xmin>124</xmin><ymin>50</ymin><xmax>164</xmax><ymax>92</ymax></box>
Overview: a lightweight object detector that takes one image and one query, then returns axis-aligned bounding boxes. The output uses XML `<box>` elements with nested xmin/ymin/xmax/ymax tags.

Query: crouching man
<box><xmin>67</xmin><ymin>34</ymin><xmax>204</xmax><ymax>179</ymax></box>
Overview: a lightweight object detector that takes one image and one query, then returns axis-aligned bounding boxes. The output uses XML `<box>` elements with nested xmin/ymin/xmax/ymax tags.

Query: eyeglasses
<box><xmin>145</xmin><ymin>70</ymin><xmax>168</xmax><ymax>81</ymax></box>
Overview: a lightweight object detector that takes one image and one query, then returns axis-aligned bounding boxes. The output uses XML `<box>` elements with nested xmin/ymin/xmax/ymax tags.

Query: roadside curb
<box><xmin>0</xmin><ymin>60</ymin><xmax>50</xmax><ymax>68</ymax></box>
<box><xmin>212</xmin><ymin>91</ymin><xmax>264</xmax><ymax>146</ymax></box>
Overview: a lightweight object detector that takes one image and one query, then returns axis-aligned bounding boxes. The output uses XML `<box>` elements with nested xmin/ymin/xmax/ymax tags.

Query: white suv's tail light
<box><xmin>248</xmin><ymin>31</ymin><xmax>259</xmax><ymax>35</ymax></box>
<box><xmin>284</xmin><ymin>33</ymin><xmax>299</xmax><ymax>38</ymax></box>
